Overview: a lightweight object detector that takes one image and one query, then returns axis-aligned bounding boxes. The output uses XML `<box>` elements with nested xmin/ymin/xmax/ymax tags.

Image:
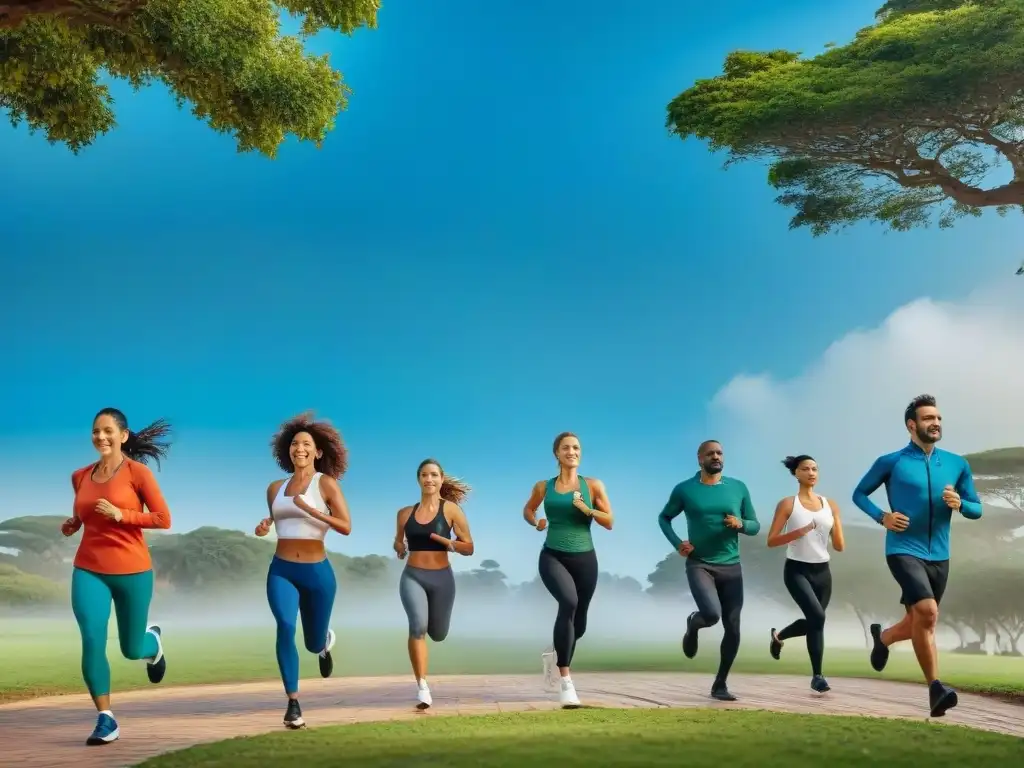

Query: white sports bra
<box><xmin>271</xmin><ymin>472</ymin><xmax>331</xmax><ymax>541</ymax></box>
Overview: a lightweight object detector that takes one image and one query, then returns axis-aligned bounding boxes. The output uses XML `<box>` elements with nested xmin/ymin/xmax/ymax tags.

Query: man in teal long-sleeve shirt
<box><xmin>658</xmin><ymin>439</ymin><xmax>760</xmax><ymax>701</ymax></box>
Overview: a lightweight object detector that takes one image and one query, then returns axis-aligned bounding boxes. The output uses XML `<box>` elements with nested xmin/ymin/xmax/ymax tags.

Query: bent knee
<box><xmin>911</xmin><ymin>600</ymin><xmax>939</xmax><ymax>627</ymax></box>
<box><xmin>428</xmin><ymin>628</ymin><xmax>450</xmax><ymax>643</ymax></box>
<box><xmin>119</xmin><ymin>641</ymin><xmax>148</xmax><ymax>661</ymax></box>
<box><xmin>701</xmin><ymin>611</ymin><xmax>721</xmax><ymax>627</ymax></box>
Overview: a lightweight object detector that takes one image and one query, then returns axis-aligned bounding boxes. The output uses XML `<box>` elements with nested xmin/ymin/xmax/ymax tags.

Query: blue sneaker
<box><xmin>146</xmin><ymin>624</ymin><xmax>166</xmax><ymax>684</ymax></box>
<box><xmin>86</xmin><ymin>712</ymin><xmax>119</xmax><ymax>746</ymax></box>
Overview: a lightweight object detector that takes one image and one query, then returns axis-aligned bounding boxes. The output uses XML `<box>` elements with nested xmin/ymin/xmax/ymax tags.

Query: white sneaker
<box><xmin>559</xmin><ymin>677</ymin><xmax>581</xmax><ymax>708</ymax></box>
<box><xmin>416</xmin><ymin>678</ymin><xmax>432</xmax><ymax>709</ymax></box>
<box><xmin>541</xmin><ymin>647</ymin><xmax>558</xmax><ymax>692</ymax></box>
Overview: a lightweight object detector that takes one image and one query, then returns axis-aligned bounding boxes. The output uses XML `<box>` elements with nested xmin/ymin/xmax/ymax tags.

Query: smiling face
<box><xmin>289</xmin><ymin>431</ymin><xmax>322</xmax><ymax>470</ymax></box>
<box><xmin>794</xmin><ymin>458</ymin><xmax>819</xmax><ymax>488</ymax></box>
<box><xmin>554</xmin><ymin>435</ymin><xmax>581</xmax><ymax>468</ymax></box>
<box><xmin>92</xmin><ymin>413</ymin><xmax>128</xmax><ymax>458</ymax></box>
<box><xmin>418</xmin><ymin>462</ymin><xmax>443</xmax><ymax>494</ymax></box>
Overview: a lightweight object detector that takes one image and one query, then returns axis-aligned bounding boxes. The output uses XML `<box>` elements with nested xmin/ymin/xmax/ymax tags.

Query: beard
<box><xmin>702</xmin><ymin>460</ymin><xmax>723</xmax><ymax>475</ymax></box>
<box><xmin>916</xmin><ymin>424</ymin><xmax>942</xmax><ymax>444</ymax></box>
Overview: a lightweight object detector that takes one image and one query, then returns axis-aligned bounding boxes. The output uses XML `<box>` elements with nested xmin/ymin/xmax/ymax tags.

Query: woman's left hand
<box><xmin>95</xmin><ymin>499</ymin><xmax>123</xmax><ymax>522</ymax></box>
<box><xmin>572</xmin><ymin>492</ymin><xmax>593</xmax><ymax>516</ymax></box>
<box><xmin>429</xmin><ymin>533</ymin><xmax>455</xmax><ymax>551</ymax></box>
<box><xmin>293</xmin><ymin>494</ymin><xmax>321</xmax><ymax>517</ymax></box>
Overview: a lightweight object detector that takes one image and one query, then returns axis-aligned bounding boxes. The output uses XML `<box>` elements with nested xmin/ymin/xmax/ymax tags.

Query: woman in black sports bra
<box><xmin>393</xmin><ymin>458</ymin><xmax>474</xmax><ymax>708</ymax></box>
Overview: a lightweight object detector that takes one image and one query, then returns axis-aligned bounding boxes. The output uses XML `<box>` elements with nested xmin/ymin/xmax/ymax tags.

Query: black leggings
<box><xmin>686</xmin><ymin>559</ymin><xmax>744</xmax><ymax>685</ymax></box>
<box><xmin>538</xmin><ymin>546</ymin><xmax>599</xmax><ymax>668</ymax></box>
<box><xmin>777</xmin><ymin>559</ymin><xmax>832</xmax><ymax>676</ymax></box>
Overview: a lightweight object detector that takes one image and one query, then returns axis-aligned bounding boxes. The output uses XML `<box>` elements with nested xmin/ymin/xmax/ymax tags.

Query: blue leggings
<box><xmin>266</xmin><ymin>556</ymin><xmax>337</xmax><ymax>695</ymax></box>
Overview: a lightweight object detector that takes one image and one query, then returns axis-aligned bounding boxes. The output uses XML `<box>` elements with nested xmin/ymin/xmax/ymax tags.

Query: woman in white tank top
<box><xmin>765</xmin><ymin>454</ymin><xmax>846</xmax><ymax>693</ymax></box>
<box><xmin>254</xmin><ymin>412</ymin><xmax>352</xmax><ymax>730</ymax></box>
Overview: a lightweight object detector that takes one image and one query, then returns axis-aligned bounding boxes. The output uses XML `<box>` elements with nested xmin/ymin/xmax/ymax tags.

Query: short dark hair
<box><xmin>270</xmin><ymin>411</ymin><xmax>348</xmax><ymax>479</ymax></box>
<box><xmin>904</xmin><ymin>394</ymin><xmax>937</xmax><ymax>425</ymax></box>
<box><xmin>782</xmin><ymin>455</ymin><xmax>814</xmax><ymax>475</ymax></box>
<box><xmin>416</xmin><ymin>458</ymin><xmax>471</xmax><ymax>504</ymax></box>
<box><xmin>93</xmin><ymin>408</ymin><xmax>172</xmax><ymax>469</ymax></box>
<box><xmin>698</xmin><ymin>439</ymin><xmax>721</xmax><ymax>454</ymax></box>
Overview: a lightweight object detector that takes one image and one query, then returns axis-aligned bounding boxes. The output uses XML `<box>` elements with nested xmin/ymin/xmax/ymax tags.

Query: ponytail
<box><xmin>440</xmin><ymin>476</ymin><xmax>471</xmax><ymax>505</ymax></box>
<box><xmin>123</xmin><ymin>418</ymin><xmax>173</xmax><ymax>467</ymax></box>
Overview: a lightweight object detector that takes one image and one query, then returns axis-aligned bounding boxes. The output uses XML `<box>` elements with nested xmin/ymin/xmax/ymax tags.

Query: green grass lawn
<box><xmin>2</xmin><ymin>619</ymin><xmax>1022</xmax><ymax>703</ymax></box>
<box><xmin>137</xmin><ymin>709</ymin><xmax>1023</xmax><ymax>767</ymax></box>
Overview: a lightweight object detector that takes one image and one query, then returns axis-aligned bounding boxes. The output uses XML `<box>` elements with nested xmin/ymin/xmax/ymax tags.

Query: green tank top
<box><xmin>542</xmin><ymin>476</ymin><xmax>595</xmax><ymax>553</ymax></box>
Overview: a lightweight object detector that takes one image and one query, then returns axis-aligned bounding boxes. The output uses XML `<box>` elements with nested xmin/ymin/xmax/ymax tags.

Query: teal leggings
<box><xmin>71</xmin><ymin>567</ymin><xmax>159</xmax><ymax>697</ymax></box>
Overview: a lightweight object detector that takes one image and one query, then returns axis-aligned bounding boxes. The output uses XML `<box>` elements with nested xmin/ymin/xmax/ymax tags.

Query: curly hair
<box><xmin>417</xmin><ymin>458</ymin><xmax>471</xmax><ymax>505</ymax></box>
<box><xmin>270</xmin><ymin>411</ymin><xmax>348</xmax><ymax>479</ymax></box>
<box><xmin>94</xmin><ymin>408</ymin><xmax>172</xmax><ymax>469</ymax></box>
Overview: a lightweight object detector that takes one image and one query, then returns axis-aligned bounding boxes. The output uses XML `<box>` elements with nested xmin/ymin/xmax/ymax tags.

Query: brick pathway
<box><xmin>1</xmin><ymin>673</ymin><xmax>1021</xmax><ymax>768</ymax></box>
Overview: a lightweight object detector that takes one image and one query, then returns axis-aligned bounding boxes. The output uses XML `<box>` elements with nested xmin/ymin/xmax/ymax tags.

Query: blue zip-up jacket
<box><xmin>852</xmin><ymin>441</ymin><xmax>982</xmax><ymax>560</ymax></box>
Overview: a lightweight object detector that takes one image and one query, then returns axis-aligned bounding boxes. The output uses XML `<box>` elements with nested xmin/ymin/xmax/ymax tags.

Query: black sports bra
<box><xmin>405</xmin><ymin>501</ymin><xmax>453</xmax><ymax>552</ymax></box>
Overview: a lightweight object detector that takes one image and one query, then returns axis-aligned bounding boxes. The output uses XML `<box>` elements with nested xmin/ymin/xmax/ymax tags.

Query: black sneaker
<box><xmin>318</xmin><ymin>629</ymin><xmax>336</xmax><ymax>678</ymax></box>
<box><xmin>769</xmin><ymin>628</ymin><xmax>783</xmax><ymax>660</ymax></box>
<box><xmin>869</xmin><ymin>623</ymin><xmax>889</xmax><ymax>672</ymax></box>
<box><xmin>929</xmin><ymin>680</ymin><xmax>958</xmax><ymax>718</ymax></box>
<box><xmin>811</xmin><ymin>674</ymin><xmax>830</xmax><ymax>693</ymax></box>
<box><xmin>284</xmin><ymin>699</ymin><xmax>305</xmax><ymax>729</ymax></box>
<box><xmin>710</xmin><ymin>683</ymin><xmax>737</xmax><ymax>701</ymax></box>
<box><xmin>146</xmin><ymin>625</ymin><xmax>166</xmax><ymax>684</ymax></box>
<box><xmin>681</xmin><ymin>612</ymin><xmax>699</xmax><ymax>659</ymax></box>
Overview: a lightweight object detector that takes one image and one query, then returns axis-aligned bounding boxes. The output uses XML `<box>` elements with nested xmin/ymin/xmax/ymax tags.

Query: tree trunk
<box><xmin>851</xmin><ymin>606</ymin><xmax>871</xmax><ymax>648</ymax></box>
<box><xmin>941</xmin><ymin>618</ymin><xmax>967</xmax><ymax>649</ymax></box>
<box><xmin>0</xmin><ymin>0</ymin><xmax>148</xmax><ymax>28</ymax></box>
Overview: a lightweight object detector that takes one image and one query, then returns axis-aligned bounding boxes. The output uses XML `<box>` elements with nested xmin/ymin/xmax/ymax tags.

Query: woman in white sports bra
<box><xmin>765</xmin><ymin>454</ymin><xmax>846</xmax><ymax>694</ymax></box>
<box><xmin>254</xmin><ymin>412</ymin><xmax>352</xmax><ymax>730</ymax></box>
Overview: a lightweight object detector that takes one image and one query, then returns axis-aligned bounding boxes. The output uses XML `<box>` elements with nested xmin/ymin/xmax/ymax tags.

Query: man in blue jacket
<box><xmin>852</xmin><ymin>394</ymin><xmax>982</xmax><ymax>718</ymax></box>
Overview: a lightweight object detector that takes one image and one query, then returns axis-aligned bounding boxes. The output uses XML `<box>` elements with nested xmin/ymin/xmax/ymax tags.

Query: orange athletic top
<box><xmin>71</xmin><ymin>458</ymin><xmax>172</xmax><ymax>575</ymax></box>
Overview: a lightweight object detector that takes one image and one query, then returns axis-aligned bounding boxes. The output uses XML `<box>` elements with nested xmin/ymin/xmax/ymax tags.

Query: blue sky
<box><xmin>0</xmin><ymin>0</ymin><xmax>1018</xmax><ymax>583</ymax></box>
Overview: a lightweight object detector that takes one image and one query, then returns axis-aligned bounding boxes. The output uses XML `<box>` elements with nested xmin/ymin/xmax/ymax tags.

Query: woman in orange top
<box><xmin>61</xmin><ymin>407</ymin><xmax>173</xmax><ymax>747</ymax></box>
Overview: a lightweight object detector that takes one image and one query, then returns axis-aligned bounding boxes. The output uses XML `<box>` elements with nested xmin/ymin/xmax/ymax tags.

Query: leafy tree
<box><xmin>456</xmin><ymin>559</ymin><xmax>509</xmax><ymax>593</ymax></box>
<box><xmin>665</xmin><ymin>0</ymin><xmax>1024</xmax><ymax>235</ymax></box>
<box><xmin>0</xmin><ymin>0</ymin><xmax>379</xmax><ymax>157</ymax></box>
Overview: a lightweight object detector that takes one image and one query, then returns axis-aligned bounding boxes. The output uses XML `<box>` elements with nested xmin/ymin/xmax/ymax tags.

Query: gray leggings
<box><xmin>399</xmin><ymin>565</ymin><xmax>456</xmax><ymax>641</ymax></box>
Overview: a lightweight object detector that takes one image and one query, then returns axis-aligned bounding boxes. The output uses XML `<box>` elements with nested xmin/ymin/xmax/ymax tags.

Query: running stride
<box><xmin>657</xmin><ymin>439</ymin><xmax>760</xmax><ymax>701</ymax></box>
<box><xmin>255</xmin><ymin>412</ymin><xmax>352</xmax><ymax>730</ymax></box>
<box><xmin>522</xmin><ymin>431</ymin><xmax>614</xmax><ymax>708</ymax></box>
<box><xmin>852</xmin><ymin>394</ymin><xmax>982</xmax><ymax>718</ymax></box>
<box><xmin>61</xmin><ymin>408</ymin><xmax>173</xmax><ymax>747</ymax></box>
<box><xmin>765</xmin><ymin>454</ymin><xmax>845</xmax><ymax>693</ymax></box>
<box><xmin>394</xmin><ymin>459</ymin><xmax>474</xmax><ymax>709</ymax></box>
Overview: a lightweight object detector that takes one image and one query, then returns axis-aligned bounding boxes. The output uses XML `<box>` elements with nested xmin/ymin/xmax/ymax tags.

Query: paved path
<box><xmin>2</xmin><ymin>673</ymin><xmax>1022</xmax><ymax>768</ymax></box>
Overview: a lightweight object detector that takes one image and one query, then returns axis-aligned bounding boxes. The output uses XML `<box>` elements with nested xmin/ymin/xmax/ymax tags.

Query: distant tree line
<box><xmin>2</xmin><ymin>448</ymin><xmax>1021</xmax><ymax>653</ymax></box>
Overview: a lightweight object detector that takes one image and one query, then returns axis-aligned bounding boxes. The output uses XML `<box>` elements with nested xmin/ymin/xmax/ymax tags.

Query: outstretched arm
<box><xmin>955</xmin><ymin>462</ymin><xmax>983</xmax><ymax>520</ymax></box>
<box><xmin>852</xmin><ymin>455</ymin><xmax>895</xmax><ymax>524</ymax></box>
<box><xmin>737</xmin><ymin>483</ymin><xmax>760</xmax><ymax>536</ymax></box>
<box><xmin>120</xmin><ymin>465</ymin><xmax>172</xmax><ymax>529</ymax></box>
<box><xmin>657</xmin><ymin>484</ymin><xmax>686</xmax><ymax>549</ymax></box>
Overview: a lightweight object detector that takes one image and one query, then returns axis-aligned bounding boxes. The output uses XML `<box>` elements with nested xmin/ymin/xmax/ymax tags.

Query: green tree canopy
<box><xmin>665</xmin><ymin>0</ymin><xmax>1024</xmax><ymax>234</ymax></box>
<box><xmin>0</xmin><ymin>0</ymin><xmax>379</xmax><ymax>156</ymax></box>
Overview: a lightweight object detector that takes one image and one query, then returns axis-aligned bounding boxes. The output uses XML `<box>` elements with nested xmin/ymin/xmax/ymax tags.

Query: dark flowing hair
<box><xmin>417</xmin><ymin>458</ymin><xmax>470</xmax><ymax>505</ymax></box>
<box><xmin>94</xmin><ymin>408</ymin><xmax>173</xmax><ymax>469</ymax></box>
<box><xmin>270</xmin><ymin>411</ymin><xmax>348</xmax><ymax>479</ymax></box>
<box><xmin>782</xmin><ymin>454</ymin><xmax>815</xmax><ymax>475</ymax></box>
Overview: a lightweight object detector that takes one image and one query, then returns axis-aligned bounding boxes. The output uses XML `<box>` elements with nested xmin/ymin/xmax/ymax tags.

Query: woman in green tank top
<box><xmin>522</xmin><ymin>431</ymin><xmax>615</xmax><ymax>708</ymax></box>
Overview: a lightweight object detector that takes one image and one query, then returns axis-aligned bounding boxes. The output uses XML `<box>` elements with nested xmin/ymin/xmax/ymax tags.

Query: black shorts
<box><xmin>886</xmin><ymin>554</ymin><xmax>949</xmax><ymax>607</ymax></box>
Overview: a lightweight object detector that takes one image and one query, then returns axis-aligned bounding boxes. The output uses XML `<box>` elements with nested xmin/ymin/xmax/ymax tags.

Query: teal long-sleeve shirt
<box><xmin>658</xmin><ymin>473</ymin><xmax>761</xmax><ymax>565</ymax></box>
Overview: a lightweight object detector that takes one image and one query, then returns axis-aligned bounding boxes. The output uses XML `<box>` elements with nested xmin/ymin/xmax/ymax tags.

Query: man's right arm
<box><xmin>852</xmin><ymin>454</ymin><xmax>895</xmax><ymax>525</ymax></box>
<box><xmin>658</xmin><ymin>484</ymin><xmax>687</xmax><ymax>549</ymax></box>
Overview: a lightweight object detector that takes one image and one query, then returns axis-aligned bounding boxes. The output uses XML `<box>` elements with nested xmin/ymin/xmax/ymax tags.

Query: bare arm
<box><xmin>765</xmin><ymin>497</ymin><xmax>811</xmax><ymax>548</ymax></box>
<box><xmin>394</xmin><ymin>507</ymin><xmax>413</xmax><ymax>558</ymax></box>
<box><xmin>584</xmin><ymin>478</ymin><xmax>614</xmax><ymax>531</ymax></box>
<box><xmin>828</xmin><ymin>499</ymin><xmax>845</xmax><ymax>552</ymax></box>
<box><xmin>432</xmin><ymin>504</ymin><xmax>475</xmax><ymax>556</ymax></box>
<box><xmin>523</xmin><ymin>480</ymin><xmax>546</xmax><ymax>528</ymax></box>
<box><xmin>255</xmin><ymin>481</ymin><xmax>283</xmax><ymax>536</ymax></box>
<box><xmin>317</xmin><ymin>476</ymin><xmax>352</xmax><ymax>535</ymax></box>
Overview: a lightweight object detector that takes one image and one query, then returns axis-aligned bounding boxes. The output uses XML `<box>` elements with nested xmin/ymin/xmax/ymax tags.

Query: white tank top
<box><xmin>785</xmin><ymin>494</ymin><xmax>833</xmax><ymax>563</ymax></box>
<box><xmin>271</xmin><ymin>472</ymin><xmax>331</xmax><ymax>541</ymax></box>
